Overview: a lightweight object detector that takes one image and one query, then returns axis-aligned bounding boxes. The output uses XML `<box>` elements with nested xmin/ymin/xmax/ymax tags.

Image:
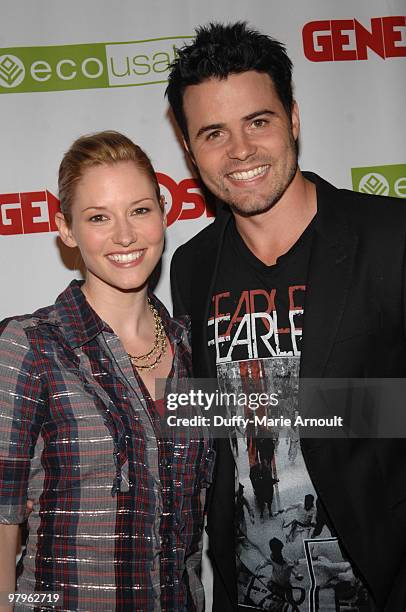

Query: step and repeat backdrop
<box><xmin>1</xmin><ymin>2</ymin><xmax>405</xmax><ymax>606</ymax></box>
<box><xmin>1</xmin><ymin>1</ymin><xmax>405</xmax><ymax>319</ymax></box>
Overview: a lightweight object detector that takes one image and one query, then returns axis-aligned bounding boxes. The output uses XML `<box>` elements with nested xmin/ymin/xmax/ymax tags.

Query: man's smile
<box><xmin>227</xmin><ymin>164</ymin><xmax>270</xmax><ymax>182</ymax></box>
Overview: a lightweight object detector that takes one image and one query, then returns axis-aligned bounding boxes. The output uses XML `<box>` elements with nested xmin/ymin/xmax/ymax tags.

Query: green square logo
<box><xmin>352</xmin><ymin>164</ymin><xmax>406</xmax><ymax>199</ymax></box>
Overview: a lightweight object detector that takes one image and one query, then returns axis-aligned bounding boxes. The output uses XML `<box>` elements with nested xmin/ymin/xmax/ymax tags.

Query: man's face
<box><xmin>183</xmin><ymin>71</ymin><xmax>299</xmax><ymax>217</ymax></box>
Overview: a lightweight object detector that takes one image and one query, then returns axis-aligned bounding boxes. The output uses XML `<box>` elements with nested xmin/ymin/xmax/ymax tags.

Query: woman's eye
<box><xmin>89</xmin><ymin>214</ymin><xmax>107</xmax><ymax>222</ymax></box>
<box><xmin>132</xmin><ymin>207</ymin><xmax>149</xmax><ymax>215</ymax></box>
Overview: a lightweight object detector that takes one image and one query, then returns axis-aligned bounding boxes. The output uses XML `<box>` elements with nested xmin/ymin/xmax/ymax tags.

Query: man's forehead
<box><xmin>183</xmin><ymin>71</ymin><xmax>279</xmax><ymax>124</ymax></box>
<box><xmin>184</xmin><ymin>70</ymin><xmax>275</xmax><ymax>96</ymax></box>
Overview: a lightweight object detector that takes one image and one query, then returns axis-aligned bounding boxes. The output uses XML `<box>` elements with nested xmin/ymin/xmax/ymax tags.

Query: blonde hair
<box><xmin>58</xmin><ymin>130</ymin><xmax>161</xmax><ymax>224</ymax></box>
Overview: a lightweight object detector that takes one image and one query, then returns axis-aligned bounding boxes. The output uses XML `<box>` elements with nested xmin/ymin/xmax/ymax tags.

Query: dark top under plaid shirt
<box><xmin>0</xmin><ymin>280</ymin><xmax>214</xmax><ymax>611</ymax></box>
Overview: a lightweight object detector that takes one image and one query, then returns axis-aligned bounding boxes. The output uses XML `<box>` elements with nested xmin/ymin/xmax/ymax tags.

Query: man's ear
<box><xmin>55</xmin><ymin>212</ymin><xmax>78</xmax><ymax>248</ymax></box>
<box><xmin>291</xmin><ymin>100</ymin><xmax>300</xmax><ymax>141</ymax></box>
<box><xmin>182</xmin><ymin>137</ymin><xmax>197</xmax><ymax>167</ymax></box>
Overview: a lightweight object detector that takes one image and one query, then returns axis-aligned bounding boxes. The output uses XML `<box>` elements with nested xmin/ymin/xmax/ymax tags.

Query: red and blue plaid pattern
<box><xmin>0</xmin><ymin>281</ymin><xmax>214</xmax><ymax>611</ymax></box>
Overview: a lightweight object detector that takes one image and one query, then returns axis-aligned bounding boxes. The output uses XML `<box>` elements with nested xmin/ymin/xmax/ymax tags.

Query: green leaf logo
<box><xmin>0</xmin><ymin>54</ymin><xmax>25</xmax><ymax>88</ymax></box>
<box><xmin>358</xmin><ymin>172</ymin><xmax>390</xmax><ymax>196</ymax></box>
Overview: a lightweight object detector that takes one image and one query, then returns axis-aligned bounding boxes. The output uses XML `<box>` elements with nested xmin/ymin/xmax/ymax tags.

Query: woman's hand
<box><xmin>0</xmin><ymin>524</ymin><xmax>19</xmax><ymax>612</ymax></box>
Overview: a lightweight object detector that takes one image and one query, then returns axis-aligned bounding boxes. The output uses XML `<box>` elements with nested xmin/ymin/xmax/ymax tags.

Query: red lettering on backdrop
<box><xmin>177</xmin><ymin>178</ymin><xmax>206</xmax><ymax>220</ymax></box>
<box><xmin>303</xmin><ymin>16</ymin><xmax>406</xmax><ymax>61</ymax></box>
<box><xmin>355</xmin><ymin>18</ymin><xmax>385</xmax><ymax>60</ymax></box>
<box><xmin>0</xmin><ymin>193</ymin><xmax>22</xmax><ymax>235</ymax></box>
<box><xmin>0</xmin><ymin>191</ymin><xmax>62</xmax><ymax>235</ymax></box>
<box><xmin>21</xmin><ymin>191</ymin><xmax>49</xmax><ymax>233</ymax></box>
<box><xmin>331</xmin><ymin>20</ymin><xmax>357</xmax><ymax>60</ymax></box>
<box><xmin>302</xmin><ymin>20</ymin><xmax>333</xmax><ymax>61</ymax></box>
<box><xmin>383</xmin><ymin>16</ymin><xmax>406</xmax><ymax>57</ymax></box>
<box><xmin>156</xmin><ymin>173</ymin><xmax>214</xmax><ymax>227</ymax></box>
<box><xmin>156</xmin><ymin>172</ymin><xmax>182</xmax><ymax>226</ymax></box>
<box><xmin>47</xmin><ymin>191</ymin><xmax>60</xmax><ymax>232</ymax></box>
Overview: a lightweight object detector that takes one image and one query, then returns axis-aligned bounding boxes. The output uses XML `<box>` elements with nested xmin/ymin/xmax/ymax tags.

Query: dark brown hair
<box><xmin>166</xmin><ymin>22</ymin><xmax>294</xmax><ymax>142</ymax></box>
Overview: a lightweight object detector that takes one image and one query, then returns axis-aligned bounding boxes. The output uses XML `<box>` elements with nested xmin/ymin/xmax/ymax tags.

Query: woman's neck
<box><xmin>81</xmin><ymin>277</ymin><xmax>150</xmax><ymax>341</ymax></box>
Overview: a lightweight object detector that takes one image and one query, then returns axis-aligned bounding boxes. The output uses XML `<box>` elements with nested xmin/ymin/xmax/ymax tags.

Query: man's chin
<box><xmin>228</xmin><ymin>198</ymin><xmax>277</xmax><ymax>218</ymax></box>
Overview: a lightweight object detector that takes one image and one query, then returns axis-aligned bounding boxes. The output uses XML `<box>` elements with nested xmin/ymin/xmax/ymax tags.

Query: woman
<box><xmin>0</xmin><ymin>131</ymin><xmax>214</xmax><ymax>611</ymax></box>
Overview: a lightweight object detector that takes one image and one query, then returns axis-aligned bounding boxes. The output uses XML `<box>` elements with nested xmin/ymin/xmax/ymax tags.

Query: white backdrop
<box><xmin>1</xmin><ymin>2</ymin><xmax>405</xmax><ymax>607</ymax></box>
<box><xmin>1</xmin><ymin>0</ymin><xmax>405</xmax><ymax>320</ymax></box>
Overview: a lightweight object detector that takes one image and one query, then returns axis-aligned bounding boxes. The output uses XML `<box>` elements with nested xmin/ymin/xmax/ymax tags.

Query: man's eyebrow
<box><xmin>244</xmin><ymin>109</ymin><xmax>275</xmax><ymax>121</ymax></box>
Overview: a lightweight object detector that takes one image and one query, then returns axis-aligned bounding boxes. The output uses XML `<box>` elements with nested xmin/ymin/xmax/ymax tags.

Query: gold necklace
<box><xmin>127</xmin><ymin>299</ymin><xmax>167</xmax><ymax>370</ymax></box>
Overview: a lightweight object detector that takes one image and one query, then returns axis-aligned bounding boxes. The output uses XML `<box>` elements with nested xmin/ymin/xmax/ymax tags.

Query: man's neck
<box><xmin>234</xmin><ymin>170</ymin><xmax>317</xmax><ymax>266</ymax></box>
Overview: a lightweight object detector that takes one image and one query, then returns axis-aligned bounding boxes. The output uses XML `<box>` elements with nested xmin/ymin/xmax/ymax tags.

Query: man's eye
<box><xmin>89</xmin><ymin>214</ymin><xmax>107</xmax><ymax>222</ymax></box>
<box><xmin>207</xmin><ymin>130</ymin><xmax>222</xmax><ymax>141</ymax></box>
<box><xmin>252</xmin><ymin>118</ymin><xmax>267</xmax><ymax>128</ymax></box>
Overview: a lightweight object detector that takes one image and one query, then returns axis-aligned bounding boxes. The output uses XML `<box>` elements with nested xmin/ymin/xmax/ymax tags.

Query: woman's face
<box><xmin>57</xmin><ymin>160</ymin><xmax>165</xmax><ymax>294</ymax></box>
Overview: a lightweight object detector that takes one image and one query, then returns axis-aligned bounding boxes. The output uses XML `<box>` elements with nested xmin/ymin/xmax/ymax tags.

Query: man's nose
<box><xmin>227</xmin><ymin>131</ymin><xmax>257</xmax><ymax>161</ymax></box>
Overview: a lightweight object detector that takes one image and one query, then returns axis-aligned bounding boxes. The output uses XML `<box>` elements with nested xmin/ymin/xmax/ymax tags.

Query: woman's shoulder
<box><xmin>0</xmin><ymin>302</ymin><xmax>60</xmax><ymax>356</ymax></box>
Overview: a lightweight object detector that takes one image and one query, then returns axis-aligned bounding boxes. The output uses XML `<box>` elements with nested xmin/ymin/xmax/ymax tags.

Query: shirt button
<box><xmin>162</xmin><ymin>535</ymin><xmax>170</xmax><ymax>546</ymax></box>
<box><xmin>161</xmin><ymin>458</ymin><xmax>171</xmax><ymax>469</ymax></box>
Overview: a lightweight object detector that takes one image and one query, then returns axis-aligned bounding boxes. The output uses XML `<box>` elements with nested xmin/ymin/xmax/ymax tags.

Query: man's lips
<box><xmin>106</xmin><ymin>249</ymin><xmax>145</xmax><ymax>265</ymax></box>
<box><xmin>226</xmin><ymin>164</ymin><xmax>270</xmax><ymax>182</ymax></box>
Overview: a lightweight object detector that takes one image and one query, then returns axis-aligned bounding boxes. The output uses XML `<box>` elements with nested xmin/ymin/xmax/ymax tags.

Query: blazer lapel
<box><xmin>300</xmin><ymin>175</ymin><xmax>358</xmax><ymax>378</ymax></box>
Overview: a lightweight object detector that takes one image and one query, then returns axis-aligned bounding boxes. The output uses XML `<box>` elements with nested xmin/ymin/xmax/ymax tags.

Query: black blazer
<box><xmin>171</xmin><ymin>172</ymin><xmax>406</xmax><ymax>611</ymax></box>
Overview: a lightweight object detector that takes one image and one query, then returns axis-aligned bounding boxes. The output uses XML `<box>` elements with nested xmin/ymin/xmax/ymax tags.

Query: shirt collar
<box><xmin>53</xmin><ymin>279</ymin><xmax>106</xmax><ymax>348</ymax></box>
<box><xmin>51</xmin><ymin>279</ymin><xmax>189</xmax><ymax>349</ymax></box>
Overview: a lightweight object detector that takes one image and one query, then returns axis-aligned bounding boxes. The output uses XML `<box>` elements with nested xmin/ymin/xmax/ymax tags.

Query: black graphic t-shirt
<box><xmin>207</xmin><ymin>217</ymin><xmax>372</xmax><ymax>611</ymax></box>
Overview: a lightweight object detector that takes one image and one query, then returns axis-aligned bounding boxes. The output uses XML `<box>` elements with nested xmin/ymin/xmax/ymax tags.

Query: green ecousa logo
<box><xmin>0</xmin><ymin>37</ymin><xmax>191</xmax><ymax>94</ymax></box>
<box><xmin>0</xmin><ymin>54</ymin><xmax>25</xmax><ymax>88</ymax></box>
<box><xmin>352</xmin><ymin>165</ymin><xmax>406</xmax><ymax>199</ymax></box>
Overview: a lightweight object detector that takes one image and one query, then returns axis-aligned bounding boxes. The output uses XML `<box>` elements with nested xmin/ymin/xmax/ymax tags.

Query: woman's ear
<box><xmin>160</xmin><ymin>195</ymin><xmax>167</xmax><ymax>228</ymax></box>
<box><xmin>55</xmin><ymin>212</ymin><xmax>78</xmax><ymax>248</ymax></box>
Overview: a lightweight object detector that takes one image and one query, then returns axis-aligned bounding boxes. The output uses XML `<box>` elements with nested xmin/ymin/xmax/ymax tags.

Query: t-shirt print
<box><xmin>207</xmin><ymin>220</ymin><xmax>372</xmax><ymax>611</ymax></box>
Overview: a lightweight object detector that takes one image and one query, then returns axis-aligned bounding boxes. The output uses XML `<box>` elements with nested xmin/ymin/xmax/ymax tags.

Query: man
<box><xmin>166</xmin><ymin>22</ymin><xmax>406</xmax><ymax>611</ymax></box>
<box><xmin>249</xmin><ymin>459</ymin><xmax>278</xmax><ymax>520</ymax></box>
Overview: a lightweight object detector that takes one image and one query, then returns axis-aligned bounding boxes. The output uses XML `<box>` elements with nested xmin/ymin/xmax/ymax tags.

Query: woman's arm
<box><xmin>0</xmin><ymin>524</ymin><xmax>19</xmax><ymax>612</ymax></box>
<box><xmin>0</xmin><ymin>319</ymin><xmax>45</xmax><ymax>610</ymax></box>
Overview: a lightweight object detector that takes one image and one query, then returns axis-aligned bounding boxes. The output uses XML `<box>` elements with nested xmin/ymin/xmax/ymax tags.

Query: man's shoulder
<box><xmin>335</xmin><ymin>186</ymin><xmax>406</xmax><ymax>241</ymax></box>
<box><xmin>307</xmin><ymin>171</ymin><xmax>406</xmax><ymax>231</ymax></box>
<box><xmin>336</xmin><ymin>185</ymin><xmax>404</xmax><ymax>215</ymax></box>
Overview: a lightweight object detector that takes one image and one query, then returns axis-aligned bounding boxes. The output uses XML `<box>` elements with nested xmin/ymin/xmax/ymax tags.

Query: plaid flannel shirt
<box><xmin>0</xmin><ymin>280</ymin><xmax>214</xmax><ymax>611</ymax></box>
